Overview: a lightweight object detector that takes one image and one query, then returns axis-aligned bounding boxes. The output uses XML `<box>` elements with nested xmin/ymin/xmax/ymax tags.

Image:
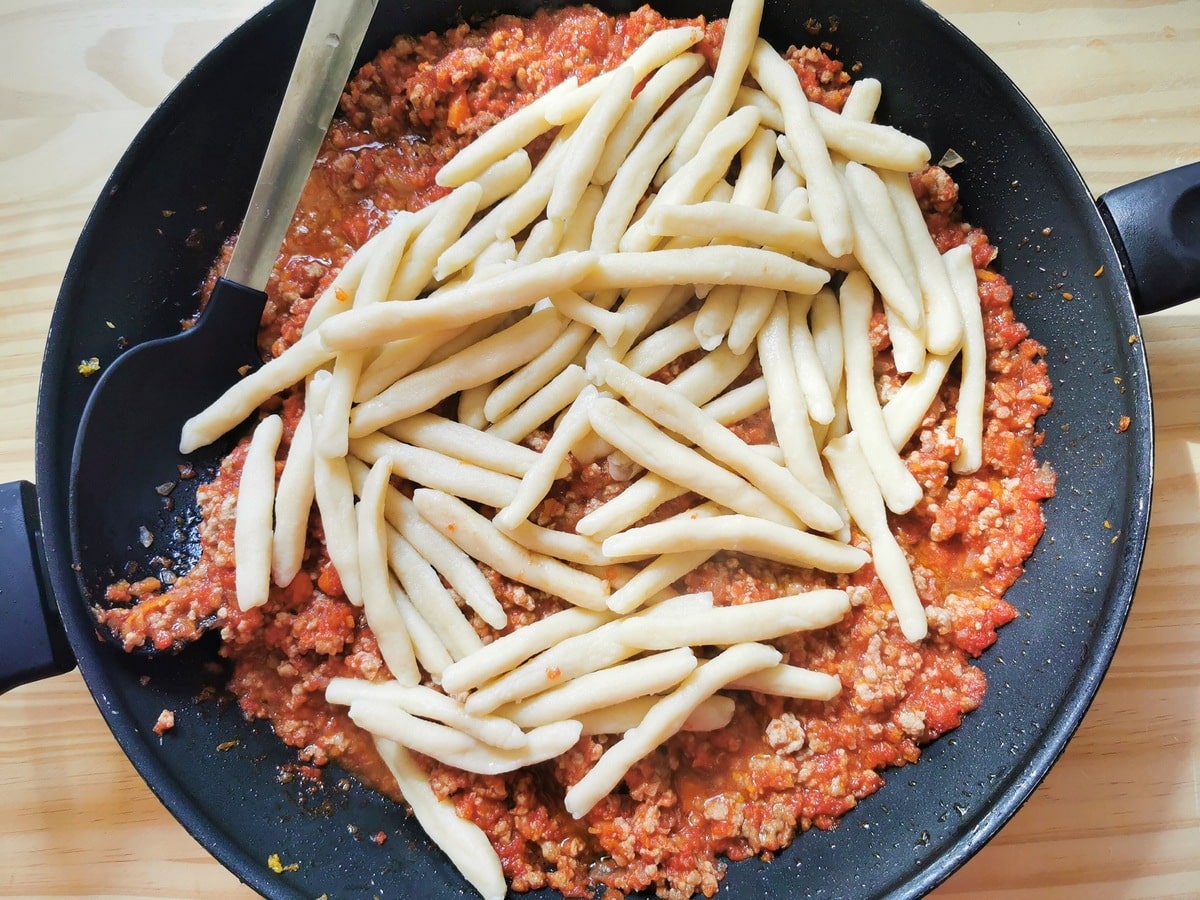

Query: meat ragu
<box><xmin>97</xmin><ymin>5</ymin><xmax>1054</xmax><ymax>898</ymax></box>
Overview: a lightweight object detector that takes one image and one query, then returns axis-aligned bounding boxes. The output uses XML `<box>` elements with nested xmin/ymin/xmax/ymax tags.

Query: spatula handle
<box><xmin>225</xmin><ymin>0</ymin><xmax>378</xmax><ymax>291</ymax></box>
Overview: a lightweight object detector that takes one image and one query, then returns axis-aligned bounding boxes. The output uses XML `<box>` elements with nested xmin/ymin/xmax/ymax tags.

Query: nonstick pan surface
<box><xmin>4</xmin><ymin>0</ymin><xmax>1199</xmax><ymax>897</ymax></box>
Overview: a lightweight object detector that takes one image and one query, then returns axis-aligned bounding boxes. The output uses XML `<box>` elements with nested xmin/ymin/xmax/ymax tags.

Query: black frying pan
<box><xmin>2</xmin><ymin>0</ymin><xmax>1197</xmax><ymax>897</ymax></box>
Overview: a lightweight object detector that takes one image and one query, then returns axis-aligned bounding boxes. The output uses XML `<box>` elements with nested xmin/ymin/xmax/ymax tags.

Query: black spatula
<box><xmin>69</xmin><ymin>0</ymin><xmax>377</xmax><ymax>652</ymax></box>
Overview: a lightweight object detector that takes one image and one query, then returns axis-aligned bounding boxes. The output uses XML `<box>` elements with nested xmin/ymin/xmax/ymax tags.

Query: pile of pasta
<box><xmin>180</xmin><ymin>0</ymin><xmax>988</xmax><ymax>895</ymax></box>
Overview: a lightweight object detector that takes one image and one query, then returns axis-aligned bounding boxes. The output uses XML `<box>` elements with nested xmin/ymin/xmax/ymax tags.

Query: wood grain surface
<box><xmin>1</xmin><ymin>1</ymin><xmax>1198</xmax><ymax>897</ymax></box>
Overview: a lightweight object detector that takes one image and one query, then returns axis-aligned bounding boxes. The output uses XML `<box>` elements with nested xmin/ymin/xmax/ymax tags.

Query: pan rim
<box><xmin>32</xmin><ymin>1</ymin><xmax>1155</xmax><ymax>897</ymax></box>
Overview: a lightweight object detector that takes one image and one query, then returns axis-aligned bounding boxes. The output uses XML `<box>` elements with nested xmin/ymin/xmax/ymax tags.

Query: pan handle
<box><xmin>1097</xmin><ymin>161</ymin><xmax>1200</xmax><ymax>315</ymax></box>
<box><xmin>0</xmin><ymin>481</ymin><xmax>75</xmax><ymax>694</ymax></box>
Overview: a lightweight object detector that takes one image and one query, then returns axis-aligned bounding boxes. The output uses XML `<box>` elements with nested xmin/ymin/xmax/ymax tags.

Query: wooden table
<box><xmin>1</xmin><ymin>1</ymin><xmax>1197</xmax><ymax>896</ymax></box>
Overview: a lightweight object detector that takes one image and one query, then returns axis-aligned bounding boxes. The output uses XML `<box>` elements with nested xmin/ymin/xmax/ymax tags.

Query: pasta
<box><xmin>101</xmin><ymin>4</ymin><xmax>1054</xmax><ymax>899</ymax></box>
<box><xmin>233</xmin><ymin>414</ymin><xmax>283</xmax><ymax>610</ymax></box>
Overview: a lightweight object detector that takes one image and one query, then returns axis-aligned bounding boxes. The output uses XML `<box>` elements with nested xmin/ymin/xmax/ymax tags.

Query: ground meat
<box><xmin>99</xmin><ymin>6</ymin><xmax>1053</xmax><ymax>899</ymax></box>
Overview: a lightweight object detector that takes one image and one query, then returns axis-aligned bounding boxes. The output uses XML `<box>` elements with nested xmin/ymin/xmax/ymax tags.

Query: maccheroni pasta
<box><xmin>96</xmin><ymin>3</ymin><xmax>1056</xmax><ymax>898</ymax></box>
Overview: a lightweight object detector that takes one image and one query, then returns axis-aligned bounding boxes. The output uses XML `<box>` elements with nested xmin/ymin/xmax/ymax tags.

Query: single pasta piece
<box><xmin>824</xmin><ymin>432</ymin><xmax>928</xmax><ymax>641</ymax></box>
<box><xmin>601</xmin><ymin>514</ymin><xmax>868</xmax><ymax>572</ymax></box>
<box><xmin>355</xmin><ymin>457</ymin><xmax>420</xmax><ymax>684</ymax></box>
<box><xmin>945</xmin><ymin>244</ymin><xmax>987</xmax><ymax>474</ymax></box>
<box><xmin>233</xmin><ymin>414</ymin><xmax>283</xmax><ymax>610</ymax></box>
<box><xmin>608</xmin><ymin>589</ymin><xmax>852</xmax><ymax>650</ymax></box>
<box><xmin>373</xmin><ymin>738</ymin><xmax>507</xmax><ymax>900</ymax></box>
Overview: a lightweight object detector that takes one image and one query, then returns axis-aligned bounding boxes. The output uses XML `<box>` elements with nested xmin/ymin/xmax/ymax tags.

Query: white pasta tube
<box><xmin>373</xmin><ymin>738</ymin><xmax>507</xmax><ymax>900</ymax></box>
<box><xmin>602</xmin><ymin>513</ymin><xmax>869</xmax><ymax>572</ymax></box>
<box><xmin>838</xmin><ymin>271</ymin><xmax>923</xmax><ymax>514</ymax></box>
<box><xmin>382</xmin><ymin>412</ymin><xmax>550</xmax><ymax>479</ymax></box>
<box><xmin>574</xmin><ymin>472</ymin><xmax>689</xmax><ymax>540</ymax></box>
<box><xmin>435</xmin><ymin>77</ymin><xmax>578</xmax><ymax>187</ymax></box>
<box><xmin>623</xmin><ymin>310</ymin><xmax>702</xmax><ymax>375</ymax></box>
<box><xmin>313</xmin><ymin>438</ymin><xmax>363</xmax><ymax>608</ymax></box>
<box><xmin>644</xmin><ymin>202</ymin><xmax>829</xmax><ymax>260</ymax></box>
<box><xmin>558</xmin><ymin>185</ymin><xmax>606</xmax><ymax>254</ymax></box>
<box><xmin>349</xmin><ymin>432</ymin><xmax>520</xmax><ymax>510</ymax></box>
<box><xmin>732</xmin><ymin>125</ymin><xmax>778</xmax><ymax>208</ymax></box>
<box><xmin>879</xmin><ymin>167</ymin><xmax>965</xmax><ymax>355</ymax></box>
<box><xmin>346</xmin><ymin>456</ymin><xmax>506</xmax><ymax>629</ymax></box>
<box><xmin>591</xmin><ymin>76</ymin><xmax>711</xmax><ymax>252</ymax></box>
<box><xmin>748</xmin><ymin>39</ymin><xmax>852</xmax><ymax>257</ymax></box>
<box><xmin>786</xmin><ymin>292</ymin><xmax>836</xmax><ymax>426</ymax></box>
<box><xmin>386</xmin><ymin>528</ymin><xmax>483</xmax><ymax>661</ymax></box>
<box><xmin>563</xmin><ymin>642</ymin><xmax>782</xmax><ymax>817</ymax></box>
<box><xmin>944</xmin><ymin>244</ymin><xmax>987</xmax><ymax>474</ymax></box>
<box><xmin>650</xmin><ymin>341</ymin><xmax>754</xmax><ymax>411</ymax></box>
<box><xmin>353</xmin><ymin>702</ymin><xmax>581</xmax><ymax>775</ymax></box>
<box><xmin>824</xmin><ymin>432</ymin><xmax>928</xmax><ymax>642</ymax></box>
<box><xmin>390</xmin><ymin>579</ymin><xmax>456</xmax><ymax>680</ymax></box>
<box><xmin>593</xmin><ymin>52</ymin><xmax>706</xmax><ymax>185</ymax></box>
<box><xmin>515</xmin><ymin>219</ymin><xmax>564</xmax><ymax>266</ymax></box>
<box><xmin>473</xmin><ymin>148</ymin><xmax>536</xmax><ymax>207</ymax></box>
<box><xmin>576</xmin><ymin>694</ymin><xmax>735</xmax><ymax>736</ymax></box>
<box><xmin>600</xmin><ymin>360</ymin><xmax>841</xmax><ymax>532</ymax></box>
<box><xmin>808</xmin><ymin>287</ymin><xmax>845</xmax><ymax>401</ymax></box>
<box><xmin>693</xmin><ymin>284</ymin><xmax>739</xmax><ymax>352</ymax></box>
<box><xmin>440</xmin><ymin>606</ymin><xmax>613</xmax><ymax>695</ymax></box>
<box><xmin>581</xmin><ymin>247</ymin><xmax>830</xmax><ymax>295</ymax></box>
<box><xmin>728</xmin><ymin>286</ymin><xmax>778</xmax><ymax>357</ymax></box>
<box><xmin>326</xmin><ymin>678</ymin><xmax>527</xmax><ymax>750</ymax></box>
<box><xmin>611</xmin><ymin>589</ymin><xmax>851</xmax><ymax>650</ymax></box>
<box><xmin>463</xmin><ymin>622</ymin><xmax>638</xmax><ymax>716</ymax></box>
<box><xmin>768</xmin><ymin>162</ymin><xmax>803</xmax><ymax>213</ymax></box>
<box><xmin>494</xmin><ymin>517</ymin><xmax>609</xmax><ymax>567</ymax></box>
<box><xmin>882</xmin><ymin>351</ymin><xmax>955</xmax><ymax>450</ymax></box>
<box><xmin>727</xmin><ymin>664</ymin><xmax>842</xmax><ymax>700</ymax></box>
<box><xmin>485</xmin><ymin>363</ymin><xmax>590</xmax><ymax>445</ymax></box>
<box><xmin>840</xmin><ymin>77</ymin><xmax>883</xmax><ymax>122</ymax></box>
<box><xmin>180</xmin><ymin>332</ymin><xmax>334</xmax><ymax>453</ymax></box>
<box><xmin>808</xmin><ymin>102</ymin><xmax>930</xmax><ymax>170</ymax></box>
<box><xmin>704</xmin><ymin>385</ymin><xmax>772</xmax><ymax>440</ymax></box>
<box><xmin>606</xmin><ymin>547</ymin><xmax>718</xmax><ymax>614</ymax></box>
<box><xmin>317</xmin><ymin>250</ymin><xmax>597</xmax><ymax>351</ymax></box>
<box><xmin>413</xmin><ymin>489</ymin><xmax>611</xmax><ymax>611</ymax></box>
<box><xmin>271</xmin><ymin>407</ymin><xmax>314</xmax><ymax>588</ymax></box>
<box><xmin>234</xmin><ymin>414</ymin><xmax>283</xmax><ymax>610</ymax></box>
<box><xmin>587</xmin><ymin>397</ymin><xmax>799</xmax><ymax>528</ymax></box>
<box><xmin>547</xmin><ymin>67</ymin><xmax>636</xmax><ymax>224</ymax></box>
<box><xmin>498</xmin><ymin>648</ymin><xmax>699</xmax><ymax>729</ymax></box>
<box><xmin>355</xmin><ymin>458</ymin><xmax>420</xmax><ymax>684</ymax></box>
<box><xmin>757</xmin><ymin>297</ymin><xmax>837</xmax><ymax>506</ymax></box>
<box><xmin>548</xmin><ymin>290</ymin><xmax>625</xmax><ymax>346</ymax></box>
<box><xmin>494</xmin><ymin>386</ymin><xmax>599</xmax><ymax>531</ymax></box>
<box><xmin>349</xmin><ymin>306</ymin><xmax>564</xmax><ymax>437</ymax></box>
<box><xmin>664</xmin><ymin>0</ymin><xmax>762</xmax><ymax>175</ymax></box>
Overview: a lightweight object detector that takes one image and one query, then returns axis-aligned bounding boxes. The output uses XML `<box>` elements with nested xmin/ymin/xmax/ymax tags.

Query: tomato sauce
<box><xmin>97</xmin><ymin>6</ymin><xmax>1053</xmax><ymax>898</ymax></box>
